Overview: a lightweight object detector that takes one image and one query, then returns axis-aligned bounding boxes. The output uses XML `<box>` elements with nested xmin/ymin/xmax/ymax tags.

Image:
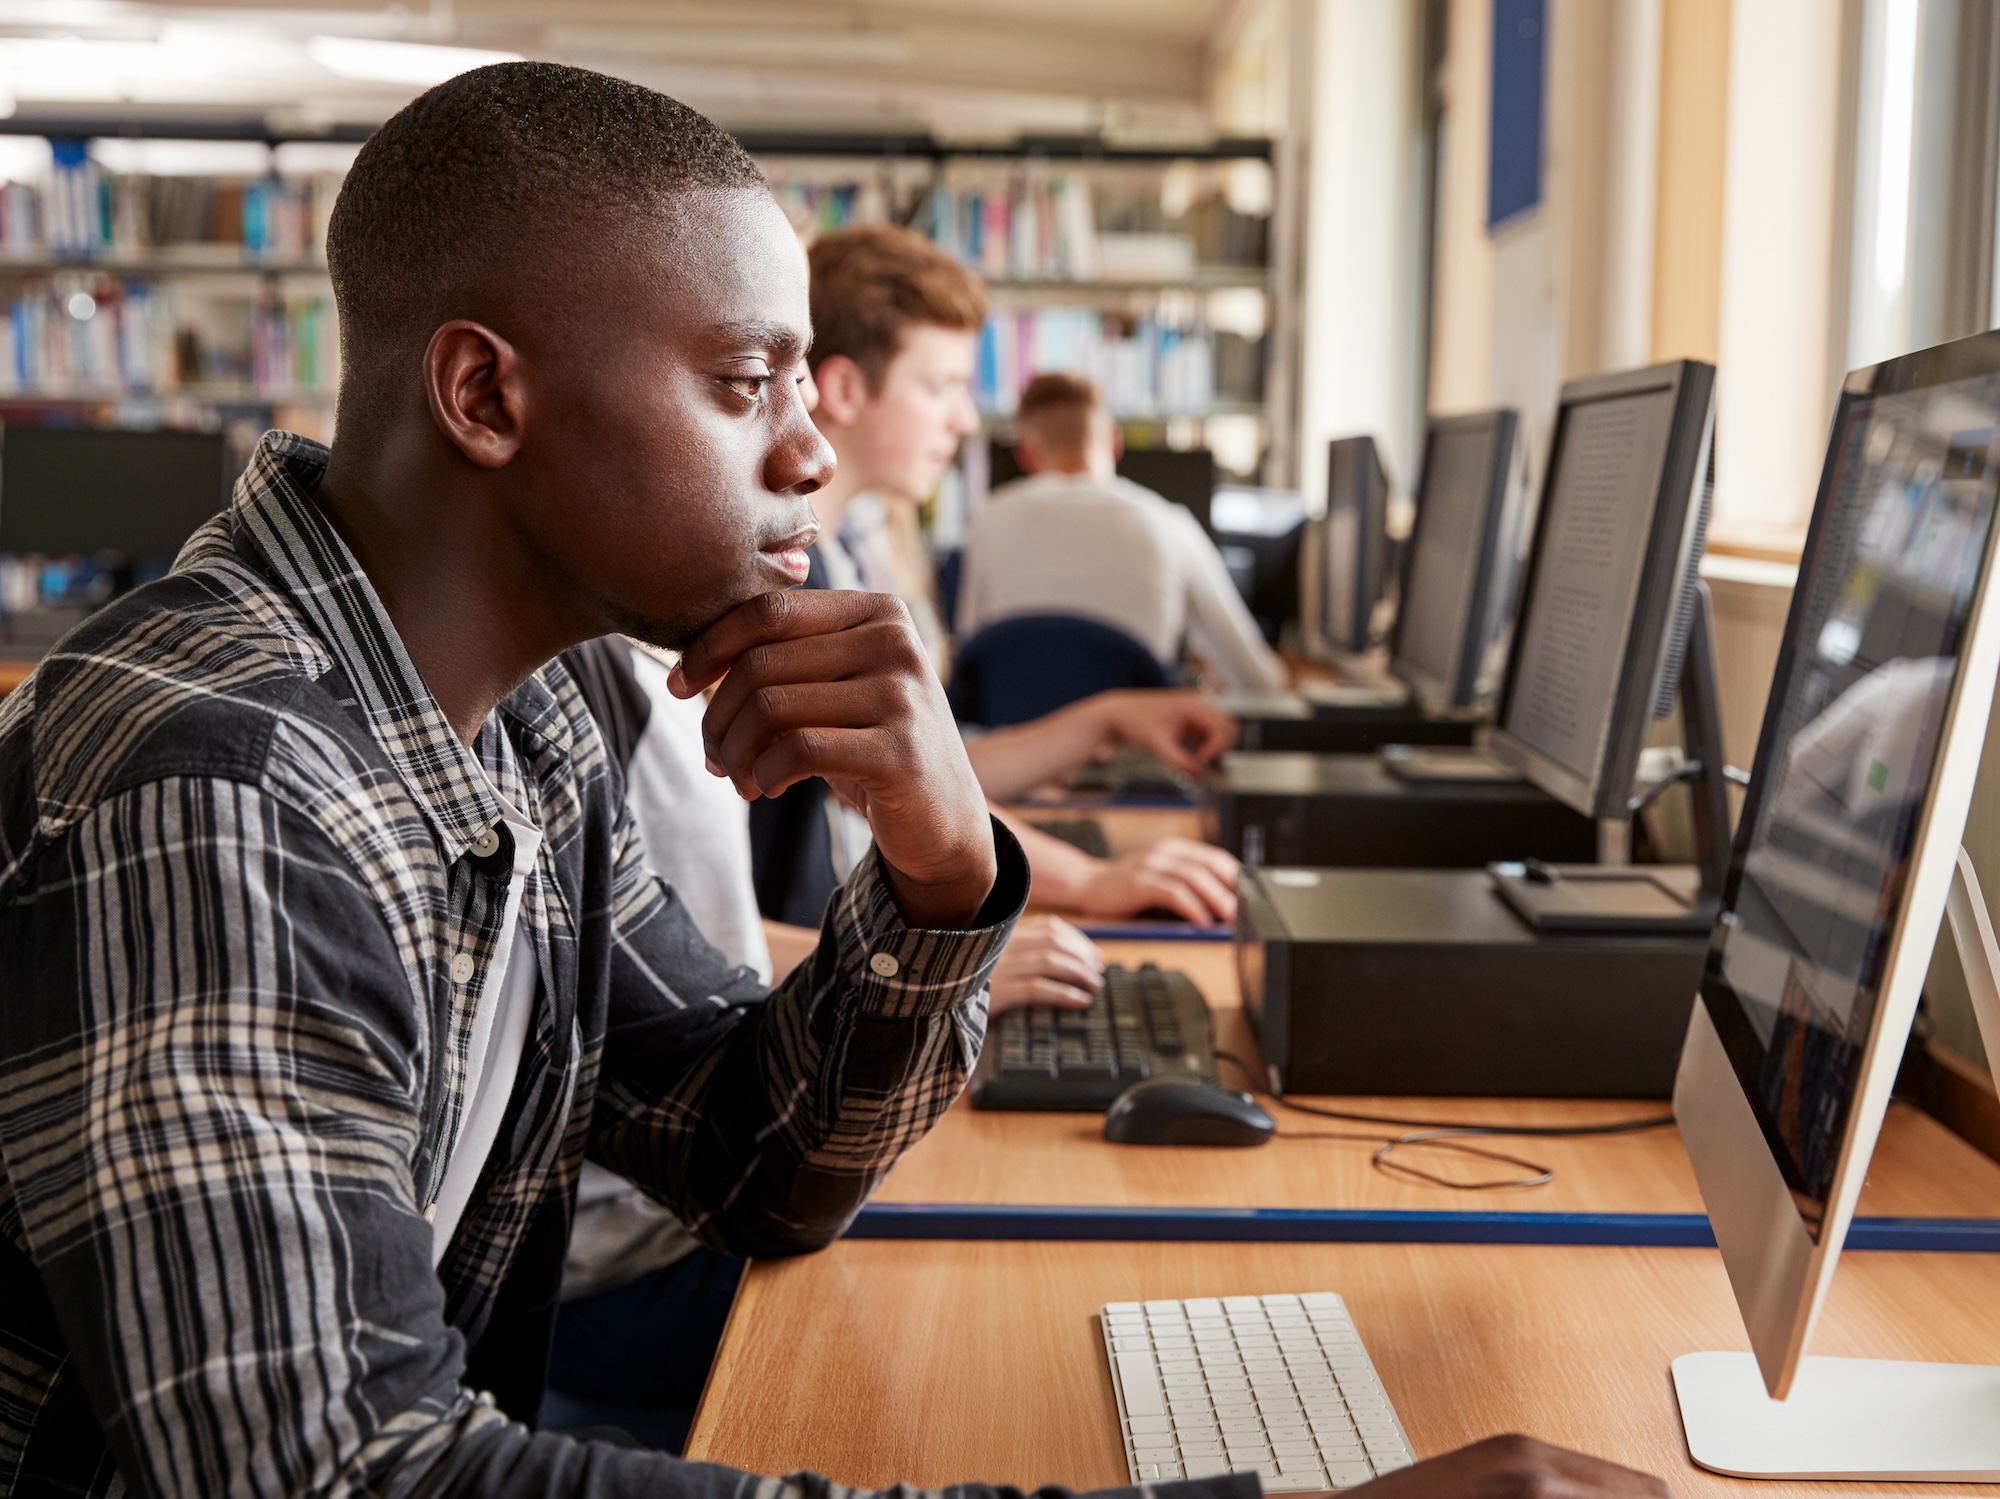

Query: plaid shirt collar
<box><xmin>210</xmin><ymin>431</ymin><xmax>574</xmax><ymax>861</ymax></box>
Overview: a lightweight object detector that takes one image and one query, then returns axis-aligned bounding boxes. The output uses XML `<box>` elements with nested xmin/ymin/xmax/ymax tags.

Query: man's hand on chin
<box><xmin>671</xmin><ymin>589</ymin><xmax>998</xmax><ymax>929</ymax></box>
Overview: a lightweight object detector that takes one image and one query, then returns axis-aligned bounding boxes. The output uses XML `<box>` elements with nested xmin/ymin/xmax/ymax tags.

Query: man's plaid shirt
<box><xmin>0</xmin><ymin>433</ymin><xmax>1053</xmax><ymax>1499</ymax></box>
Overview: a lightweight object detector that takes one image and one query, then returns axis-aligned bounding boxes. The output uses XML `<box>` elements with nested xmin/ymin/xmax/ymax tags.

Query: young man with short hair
<box><xmin>959</xmin><ymin>372</ymin><xmax>1288</xmax><ymax>694</ymax></box>
<box><xmin>0</xmin><ymin>63</ymin><xmax>1667</xmax><ymax>1499</ymax></box>
<box><xmin>803</xmin><ymin>224</ymin><xmax>1248</xmax><ymax>927</ymax></box>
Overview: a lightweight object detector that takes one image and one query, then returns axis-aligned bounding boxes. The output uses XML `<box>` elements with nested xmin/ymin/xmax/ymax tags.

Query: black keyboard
<box><xmin>1030</xmin><ymin>817</ymin><xmax>1114</xmax><ymax>858</ymax></box>
<box><xmin>970</xmin><ymin>964</ymin><xmax>1218</xmax><ymax>1111</ymax></box>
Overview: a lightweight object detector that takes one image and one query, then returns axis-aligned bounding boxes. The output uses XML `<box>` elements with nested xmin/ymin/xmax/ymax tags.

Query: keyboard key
<box><xmin>1115</xmin><ymin>1352</ymin><xmax>1165</xmax><ymax>1417</ymax></box>
<box><xmin>1325</xmin><ymin>1461</ymin><xmax>1376</xmax><ymax>1488</ymax></box>
<box><xmin>1125</xmin><ymin>1416</ymin><xmax>1172</xmax><ymax>1436</ymax></box>
<box><xmin>1267</xmin><ymin>1472</ymin><xmax>1327</xmax><ymax>1494</ymax></box>
<box><xmin>1183</xmin><ymin>1456</ymin><xmax>1234</xmax><ymax>1479</ymax></box>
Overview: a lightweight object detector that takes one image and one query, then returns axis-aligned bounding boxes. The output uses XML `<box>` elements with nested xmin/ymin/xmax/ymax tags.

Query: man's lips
<box><xmin>760</xmin><ymin>526</ymin><xmax>817</xmax><ymax>585</ymax></box>
<box><xmin>765</xmin><ymin>546</ymin><xmax>812</xmax><ymax>583</ymax></box>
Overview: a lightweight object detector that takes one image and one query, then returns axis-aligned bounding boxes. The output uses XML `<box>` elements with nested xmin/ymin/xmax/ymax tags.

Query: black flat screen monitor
<box><xmin>1318</xmin><ymin>435</ymin><xmax>1389</xmax><ymax>654</ymax></box>
<box><xmin>1488</xmin><ymin>361</ymin><xmax>1716</xmax><ymax>820</ymax></box>
<box><xmin>1389</xmin><ymin>409</ymin><xmax>1525</xmax><ymax>710</ymax></box>
<box><xmin>987</xmin><ymin>440</ymin><xmax>1215</xmax><ymax>534</ymax></box>
<box><xmin>0</xmin><ymin>426</ymin><xmax>230</xmax><ymax>563</ymax></box>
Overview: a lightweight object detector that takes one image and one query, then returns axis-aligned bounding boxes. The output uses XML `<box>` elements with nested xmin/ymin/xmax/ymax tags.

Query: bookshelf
<box><xmin>750</xmin><ymin>133</ymin><xmax>1284</xmax><ymax>534</ymax></box>
<box><xmin>0</xmin><ymin>135</ymin><xmax>341</xmax><ymax>439</ymax></box>
<box><xmin>0</xmin><ymin>122</ymin><xmax>1285</xmax><ymax>600</ymax></box>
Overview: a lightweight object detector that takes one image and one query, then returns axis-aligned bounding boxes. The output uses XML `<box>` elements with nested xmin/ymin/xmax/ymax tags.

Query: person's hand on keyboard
<box><xmin>1349</xmin><ymin>1434</ymin><xmax>1669</xmax><ymax>1499</ymax></box>
<box><xmin>1074</xmin><ymin>837</ymin><xmax>1241</xmax><ymax>925</ymax></box>
<box><xmin>988</xmin><ymin>914</ymin><xmax>1104</xmax><ymax>1013</ymax></box>
<box><xmin>1094</xmin><ymin>689</ymin><xmax>1240</xmax><ymax>777</ymax></box>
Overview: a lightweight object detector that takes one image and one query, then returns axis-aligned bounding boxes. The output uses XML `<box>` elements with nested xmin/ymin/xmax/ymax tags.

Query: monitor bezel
<box><xmin>1316</xmin><ymin>435</ymin><xmax>1388</xmax><ymax>656</ymax></box>
<box><xmin>1486</xmin><ymin>360</ymin><xmax>1717</xmax><ymax>821</ymax></box>
<box><xmin>1674</xmin><ymin>329</ymin><xmax>2000</xmax><ymax>1398</ymax></box>
<box><xmin>1388</xmin><ymin>409</ymin><xmax>1521</xmax><ymax>711</ymax></box>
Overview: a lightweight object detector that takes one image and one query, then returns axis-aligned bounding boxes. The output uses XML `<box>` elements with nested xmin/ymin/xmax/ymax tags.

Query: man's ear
<box><xmin>1015</xmin><ymin>430</ymin><xmax>1046</xmax><ymax>474</ymax></box>
<box><xmin>812</xmin><ymin>353</ymin><xmax>872</xmax><ymax>429</ymax></box>
<box><xmin>424</xmin><ymin>320</ymin><xmax>525</xmax><ymax>469</ymax></box>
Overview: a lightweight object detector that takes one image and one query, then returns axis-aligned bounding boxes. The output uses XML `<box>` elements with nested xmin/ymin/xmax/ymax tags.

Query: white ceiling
<box><xmin>0</xmin><ymin>0</ymin><xmax>1257</xmax><ymax>137</ymax></box>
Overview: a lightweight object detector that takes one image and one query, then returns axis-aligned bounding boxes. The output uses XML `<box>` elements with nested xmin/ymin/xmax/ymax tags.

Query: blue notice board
<box><xmin>1489</xmin><ymin>0</ymin><xmax>1546</xmax><ymax>229</ymax></box>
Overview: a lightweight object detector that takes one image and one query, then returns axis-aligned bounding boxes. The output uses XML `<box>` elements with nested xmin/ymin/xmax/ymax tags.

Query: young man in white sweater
<box><xmin>960</xmin><ymin>372</ymin><xmax>1289</xmax><ymax>694</ymax></box>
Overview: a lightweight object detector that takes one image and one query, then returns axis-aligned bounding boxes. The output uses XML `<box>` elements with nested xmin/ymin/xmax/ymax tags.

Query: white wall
<box><xmin>1296</xmin><ymin>0</ymin><xmax>1426</xmax><ymax>513</ymax></box>
<box><xmin>1713</xmin><ymin>0</ymin><xmax>1848</xmax><ymax>544</ymax></box>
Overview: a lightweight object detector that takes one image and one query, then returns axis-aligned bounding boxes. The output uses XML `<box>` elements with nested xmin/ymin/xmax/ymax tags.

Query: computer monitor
<box><xmin>1211</xmin><ymin>486</ymin><xmax>1307</xmax><ymax>646</ymax></box>
<box><xmin>1487</xmin><ymin>361</ymin><xmax>1716</xmax><ymax>822</ymax></box>
<box><xmin>1671</xmin><ymin>331</ymin><xmax>2000</xmax><ymax>1479</ymax></box>
<box><xmin>985</xmin><ymin>440</ymin><xmax>1216</xmax><ymax>534</ymax></box>
<box><xmin>0</xmin><ymin>426</ymin><xmax>230</xmax><ymax>564</ymax></box>
<box><xmin>1310</xmin><ymin>435</ymin><xmax>1390</xmax><ymax>656</ymax></box>
<box><xmin>1388</xmin><ymin>409</ymin><xmax>1527</xmax><ymax>711</ymax></box>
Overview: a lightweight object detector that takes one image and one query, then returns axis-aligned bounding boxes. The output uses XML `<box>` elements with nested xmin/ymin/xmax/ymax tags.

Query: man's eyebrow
<box><xmin>712</xmin><ymin>319</ymin><xmax>811</xmax><ymax>363</ymax></box>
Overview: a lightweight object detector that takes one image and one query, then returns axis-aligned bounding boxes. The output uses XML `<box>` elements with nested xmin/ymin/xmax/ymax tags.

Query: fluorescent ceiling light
<box><xmin>308</xmin><ymin>35</ymin><xmax>520</xmax><ymax>87</ymax></box>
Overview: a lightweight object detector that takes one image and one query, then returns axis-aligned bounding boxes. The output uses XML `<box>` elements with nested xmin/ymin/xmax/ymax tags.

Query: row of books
<box><xmin>0</xmin><ymin>280</ymin><xmax>332</xmax><ymax>397</ymax></box>
<box><xmin>928</xmin><ymin>177</ymin><xmax>1103</xmax><ymax>279</ymax></box>
<box><xmin>33</xmin><ymin>143</ymin><xmax>327</xmax><ymax>260</ymax></box>
<box><xmin>974</xmin><ymin>307</ymin><xmax>1225</xmax><ymax>417</ymax></box>
<box><xmin>765</xmin><ymin>170</ymin><xmax>1267</xmax><ymax>282</ymax></box>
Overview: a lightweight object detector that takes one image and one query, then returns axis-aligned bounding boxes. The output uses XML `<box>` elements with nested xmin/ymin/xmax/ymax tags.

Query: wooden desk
<box><xmin>687</xmin><ymin>1237</ymin><xmax>2000</xmax><ymax>1497</ymax></box>
<box><xmin>875</xmin><ymin>940</ymin><xmax>2000</xmax><ymax>1222</ymax></box>
<box><xmin>0</xmin><ymin>660</ymin><xmax>33</xmax><ymax>696</ymax></box>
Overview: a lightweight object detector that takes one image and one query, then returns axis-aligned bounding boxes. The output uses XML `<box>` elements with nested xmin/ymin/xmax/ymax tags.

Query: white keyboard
<box><xmin>1102</xmin><ymin>1293</ymin><xmax>1415</xmax><ymax>1492</ymax></box>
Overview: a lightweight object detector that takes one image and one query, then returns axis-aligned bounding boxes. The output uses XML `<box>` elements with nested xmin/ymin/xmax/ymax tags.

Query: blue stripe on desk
<box><xmin>1077</xmin><ymin>923</ymin><xmax>1236</xmax><ymax>942</ymax></box>
<box><xmin>847</xmin><ymin>1203</ymin><xmax>2000</xmax><ymax>1252</ymax></box>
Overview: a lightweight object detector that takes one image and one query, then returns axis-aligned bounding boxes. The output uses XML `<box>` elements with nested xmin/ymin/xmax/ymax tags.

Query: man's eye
<box><xmin>724</xmin><ymin>375</ymin><xmax>772</xmax><ymax>400</ymax></box>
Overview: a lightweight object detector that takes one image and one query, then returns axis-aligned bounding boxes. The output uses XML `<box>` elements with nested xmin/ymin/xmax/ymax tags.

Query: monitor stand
<box><xmin>1491</xmin><ymin>581</ymin><xmax>1734</xmax><ymax>934</ymax></box>
<box><xmin>1672</xmin><ymin>843</ymin><xmax>2000</xmax><ymax>1479</ymax></box>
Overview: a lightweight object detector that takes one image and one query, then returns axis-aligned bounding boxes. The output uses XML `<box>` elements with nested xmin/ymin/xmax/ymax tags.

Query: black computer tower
<box><xmin>1234</xmin><ymin>867</ymin><xmax>1705</xmax><ymax>1097</ymax></box>
<box><xmin>1234</xmin><ymin>704</ymin><xmax>1479</xmax><ymax>754</ymax></box>
<box><xmin>1205</xmin><ymin>752</ymin><xmax>1597</xmax><ymax>867</ymax></box>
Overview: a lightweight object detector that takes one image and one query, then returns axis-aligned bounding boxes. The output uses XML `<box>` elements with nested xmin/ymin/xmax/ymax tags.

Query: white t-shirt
<box><xmin>429</xmin><ymin>772</ymin><xmax>544</xmax><ymax>1267</ymax></box>
<box><xmin>957</xmin><ymin>472</ymin><xmax>1288</xmax><ymax>692</ymax></box>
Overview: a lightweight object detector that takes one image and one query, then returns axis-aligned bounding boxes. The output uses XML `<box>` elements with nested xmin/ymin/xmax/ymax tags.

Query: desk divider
<box><xmin>1074</xmin><ymin>922</ymin><xmax>1236</xmax><ymax>941</ymax></box>
<box><xmin>847</xmin><ymin>1202</ymin><xmax>2000</xmax><ymax>1252</ymax></box>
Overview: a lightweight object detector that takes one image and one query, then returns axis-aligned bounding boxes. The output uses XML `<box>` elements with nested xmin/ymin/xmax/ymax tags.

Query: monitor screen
<box><xmin>1500</xmin><ymin>388</ymin><xmax>1678</xmax><ymax>782</ymax></box>
<box><xmin>985</xmin><ymin>441</ymin><xmax>1215</xmax><ymax>533</ymax></box>
<box><xmin>1394</xmin><ymin>418</ymin><xmax>1511</xmax><ymax>701</ymax></box>
<box><xmin>1700</xmin><ymin>384</ymin><xmax>2000</xmax><ymax>1239</ymax></box>
<box><xmin>0</xmin><ymin>427</ymin><xmax>230</xmax><ymax>562</ymax></box>
<box><xmin>1321</xmin><ymin>436</ymin><xmax>1385</xmax><ymax>653</ymax></box>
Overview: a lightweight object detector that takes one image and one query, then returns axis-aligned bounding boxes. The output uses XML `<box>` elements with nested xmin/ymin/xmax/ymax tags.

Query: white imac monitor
<box><xmin>1487</xmin><ymin>361</ymin><xmax>1716</xmax><ymax>822</ymax></box>
<box><xmin>1673</xmin><ymin>331</ymin><xmax>2000</xmax><ymax>1478</ymax></box>
<box><xmin>1389</xmin><ymin>409</ymin><xmax>1527</xmax><ymax>712</ymax></box>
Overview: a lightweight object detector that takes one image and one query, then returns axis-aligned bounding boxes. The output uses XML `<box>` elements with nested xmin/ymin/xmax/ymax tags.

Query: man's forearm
<box><xmin>592</xmin><ymin>826</ymin><xmax>1028</xmax><ymax>1258</ymax></box>
<box><xmin>964</xmin><ymin>697</ymin><xmax>1114</xmax><ymax>800</ymax></box>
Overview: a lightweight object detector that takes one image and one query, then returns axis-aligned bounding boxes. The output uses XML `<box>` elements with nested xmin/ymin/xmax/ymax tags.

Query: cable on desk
<box><xmin>1214</xmin><ymin>1050</ymin><xmax>1675</xmax><ymax>1191</ymax></box>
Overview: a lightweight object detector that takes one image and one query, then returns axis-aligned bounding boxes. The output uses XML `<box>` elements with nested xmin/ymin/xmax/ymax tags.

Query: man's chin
<box><xmin>604</xmin><ymin>576</ymin><xmax>793</xmax><ymax>653</ymax></box>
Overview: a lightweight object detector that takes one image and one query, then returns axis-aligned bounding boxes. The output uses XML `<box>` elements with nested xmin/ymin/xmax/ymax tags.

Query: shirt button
<box><xmin>470</xmin><ymin>825</ymin><xmax>502</xmax><ymax>859</ymax></box>
<box><xmin>422</xmin><ymin>1204</ymin><xmax>438</xmax><ymax>1223</ymax></box>
<box><xmin>869</xmin><ymin>952</ymin><xmax>900</xmax><ymax>978</ymax></box>
<box><xmin>451</xmin><ymin>953</ymin><xmax>476</xmax><ymax>985</ymax></box>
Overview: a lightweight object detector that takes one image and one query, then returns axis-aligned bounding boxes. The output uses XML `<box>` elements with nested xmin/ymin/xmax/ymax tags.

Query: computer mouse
<box><xmin>1103</xmin><ymin>1078</ymin><xmax>1276</xmax><ymax>1147</ymax></box>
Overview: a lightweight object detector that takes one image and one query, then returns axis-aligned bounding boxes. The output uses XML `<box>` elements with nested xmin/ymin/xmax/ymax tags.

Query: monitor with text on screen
<box><xmin>1488</xmin><ymin>361</ymin><xmax>1715</xmax><ymax>822</ymax></box>
<box><xmin>1671</xmin><ymin>330</ymin><xmax>2000</xmax><ymax>1479</ymax></box>
<box><xmin>1389</xmin><ymin>409</ymin><xmax>1527</xmax><ymax>711</ymax></box>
